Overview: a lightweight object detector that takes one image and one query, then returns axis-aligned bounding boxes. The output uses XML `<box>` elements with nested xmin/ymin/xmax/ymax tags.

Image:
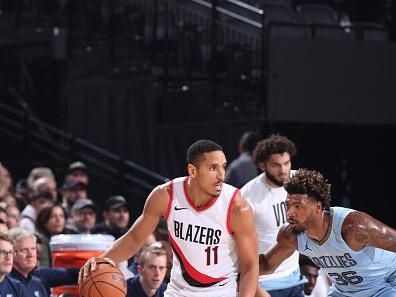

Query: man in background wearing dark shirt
<box><xmin>8</xmin><ymin>228</ymin><xmax>78</xmax><ymax>297</ymax></box>
<box><xmin>68</xmin><ymin>199</ymin><xmax>98</xmax><ymax>234</ymax></box>
<box><xmin>0</xmin><ymin>233</ymin><xmax>27</xmax><ymax>297</ymax></box>
<box><xmin>225</xmin><ymin>131</ymin><xmax>260</xmax><ymax>188</ymax></box>
<box><xmin>127</xmin><ymin>242</ymin><xmax>168</xmax><ymax>297</ymax></box>
<box><xmin>92</xmin><ymin>195</ymin><xmax>130</xmax><ymax>239</ymax></box>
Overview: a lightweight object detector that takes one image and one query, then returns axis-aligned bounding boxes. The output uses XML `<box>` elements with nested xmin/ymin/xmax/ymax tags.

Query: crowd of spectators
<box><xmin>0</xmin><ymin>161</ymin><xmax>171</xmax><ymax>297</ymax></box>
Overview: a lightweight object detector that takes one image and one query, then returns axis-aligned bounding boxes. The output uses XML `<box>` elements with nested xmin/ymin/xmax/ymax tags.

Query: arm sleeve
<box><xmin>35</xmin><ymin>266</ymin><xmax>79</xmax><ymax>287</ymax></box>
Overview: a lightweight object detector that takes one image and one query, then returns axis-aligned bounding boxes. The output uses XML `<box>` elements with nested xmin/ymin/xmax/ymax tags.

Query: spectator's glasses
<box><xmin>0</xmin><ymin>249</ymin><xmax>15</xmax><ymax>257</ymax></box>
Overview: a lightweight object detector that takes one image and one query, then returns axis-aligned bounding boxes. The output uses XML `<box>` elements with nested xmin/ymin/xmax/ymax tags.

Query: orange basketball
<box><xmin>79</xmin><ymin>262</ymin><xmax>127</xmax><ymax>297</ymax></box>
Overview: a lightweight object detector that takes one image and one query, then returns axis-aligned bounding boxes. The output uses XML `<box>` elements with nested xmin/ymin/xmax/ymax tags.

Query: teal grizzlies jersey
<box><xmin>297</xmin><ymin>207</ymin><xmax>396</xmax><ymax>297</ymax></box>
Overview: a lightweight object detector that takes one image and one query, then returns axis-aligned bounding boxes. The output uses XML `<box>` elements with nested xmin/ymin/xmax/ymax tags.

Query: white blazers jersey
<box><xmin>241</xmin><ymin>173</ymin><xmax>300</xmax><ymax>282</ymax></box>
<box><xmin>165</xmin><ymin>177</ymin><xmax>239</xmax><ymax>297</ymax></box>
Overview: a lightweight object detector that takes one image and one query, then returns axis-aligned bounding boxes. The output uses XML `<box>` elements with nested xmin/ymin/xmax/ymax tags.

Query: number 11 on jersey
<box><xmin>205</xmin><ymin>246</ymin><xmax>219</xmax><ymax>265</ymax></box>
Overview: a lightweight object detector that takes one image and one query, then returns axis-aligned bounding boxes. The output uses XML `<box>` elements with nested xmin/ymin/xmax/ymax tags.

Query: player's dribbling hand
<box><xmin>78</xmin><ymin>257</ymin><xmax>116</xmax><ymax>285</ymax></box>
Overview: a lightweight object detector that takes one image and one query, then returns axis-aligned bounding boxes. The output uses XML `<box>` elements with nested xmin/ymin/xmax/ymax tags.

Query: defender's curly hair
<box><xmin>253</xmin><ymin>134</ymin><xmax>296</xmax><ymax>165</ymax></box>
<box><xmin>284</xmin><ymin>168</ymin><xmax>332</xmax><ymax>210</ymax></box>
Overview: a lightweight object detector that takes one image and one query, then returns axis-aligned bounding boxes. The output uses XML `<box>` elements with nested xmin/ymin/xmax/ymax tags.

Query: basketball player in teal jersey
<box><xmin>259</xmin><ymin>168</ymin><xmax>396</xmax><ymax>297</ymax></box>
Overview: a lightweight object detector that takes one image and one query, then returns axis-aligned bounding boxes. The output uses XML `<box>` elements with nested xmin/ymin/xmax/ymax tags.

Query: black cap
<box><xmin>104</xmin><ymin>195</ymin><xmax>128</xmax><ymax>211</ymax></box>
<box><xmin>71</xmin><ymin>199</ymin><xmax>98</xmax><ymax>213</ymax></box>
<box><xmin>68</xmin><ymin>161</ymin><xmax>87</xmax><ymax>173</ymax></box>
<box><xmin>61</xmin><ymin>178</ymin><xmax>87</xmax><ymax>191</ymax></box>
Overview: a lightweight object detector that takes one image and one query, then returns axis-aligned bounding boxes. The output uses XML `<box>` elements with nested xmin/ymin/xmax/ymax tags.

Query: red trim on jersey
<box><xmin>164</xmin><ymin>180</ymin><xmax>174</xmax><ymax>220</ymax></box>
<box><xmin>168</xmin><ymin>234</ymin><xmax>226</xmax><ymax>285</ymax></box>
<box><xmin>226</xmin><ymin>189</ymin><xmax>239</xmax><ymax>235</ymax></box>
<box><xmin>183</xmin><ymin>177</ymin><xmax>219</xmax><ymax>212</ymax></box>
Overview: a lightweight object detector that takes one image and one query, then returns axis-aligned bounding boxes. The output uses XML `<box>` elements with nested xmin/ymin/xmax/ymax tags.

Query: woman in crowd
<box><xmin>35</xmin><ymin>204</ymin><xmax>68</xmax><ymax>266</ymax></box>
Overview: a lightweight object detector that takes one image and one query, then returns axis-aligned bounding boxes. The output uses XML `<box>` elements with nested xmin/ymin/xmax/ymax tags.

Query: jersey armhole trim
<box><xmin>164</xmin><ymin>180</ymin><xmax>174</xmax><ymax>220</ymax></box>
<box><xmin>226</xmin><ymin>189</ymin><xmax>239</xmax><ymax>235</ymax></box>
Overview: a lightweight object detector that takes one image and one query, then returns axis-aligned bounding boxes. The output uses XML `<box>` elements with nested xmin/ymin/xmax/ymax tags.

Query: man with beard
<box><xmin>80</xmin><ymin>139</ymin><xmax>258</xmax><ymax>297</ymax></box>
<box><xmin>241</xmin><ymin>134</ymin><xmax>305</xmax><ymax>297</ymax></box>
<box><xmin>92</xmin><ymin>195</ymin><xmax>130</xmax><ymax>239</ymax></box>
<box><xmin>259</xmin><ymin>169</ymin><xmax>396</xmax><ymax>297</ymax></box>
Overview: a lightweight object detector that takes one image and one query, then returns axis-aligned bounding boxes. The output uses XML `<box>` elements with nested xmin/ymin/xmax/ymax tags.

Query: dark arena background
<box><xmin>1</xmin><ymin>0</ymin><xmax>396</xmax><ymax>225</ymax></box>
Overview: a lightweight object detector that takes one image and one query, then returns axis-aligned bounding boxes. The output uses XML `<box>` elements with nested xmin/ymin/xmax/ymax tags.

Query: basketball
<box><xmin>79</xmin><ymin>262</ymin><xmax>127</xmax><ymax>297</ymax></box>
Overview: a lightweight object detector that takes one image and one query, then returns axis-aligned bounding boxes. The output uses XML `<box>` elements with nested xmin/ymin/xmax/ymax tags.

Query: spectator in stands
<box><xmin>31</xmin><ymin>177</ymin><xmax>58</xmax><ymax>203</ymax></box>
<box><xmin>0</xmin><ymin>219</ymin><xmax>8</xmax><ymax>234</ymax></box>
<box><xmin>1</xmin><ymin>194</ymin><xmax>17</xmax><ymax>208</ymax></box>
<box><xmin>68</xmin><ymin>199</ymin><xmax>98</xmax><ymax>234</ymax></box>
<box><xmin>5</xmin><ymin>205</ymin><xmax>20</xmax><ymax>229</ymax></box>
<box><xmin>299</xmin><ymin>255</ymin><xmax>330</xmax><ymax>297</ymax></box>
<box><xmin>127</xmin><ymin>242</ymin><xmax>168</xmax><ymax>297</ymax></box>
<box><xmin>0</xmin><ymin>207</ymin><xmax>8</xmax><ymax>226</ymax></box>
<box><xmin>159</xmin><ymin>240</ymin><xmax>172</xmax><ymax>284</ymax></box>
<box><xmin>8</xmin><ymin>228</ymin><xmax>78</xmax><ymax>297</ymax></box>
<box><xmin>92</xmin><ymin>195</ymin><xmax>130</xmax><ymax>239</ymax></box>
<box><xmin>225</xmin><ymin>131</ymin><xmax>260</xmax><ymax>188</ymax></box>
<box><xmin>65</xmin><ymin>161</ymin><xmax>89</xmax><ymax>186</ymax></box>
<box><xmin>0</xmin><ymin>233</ymin><xmax>28</xmax><ymax>297</ymax></box>
<box><xmin>0</xmin><ymin>165</ymin><xmax>5</xmax><ymax>199</ymax></box>
<box><xmin>60</xmin><ymin>177</ymin><xmax>88</xmax><ymax>216</ymax></box>
<box><xmin>35</xmin><ymin>205</ymin><xmax>68</xmax><ymax>267</ymax></box>
<box><xmin>0</xmin><ymin>163</ymin><xmax>13</xmax><ymax>199</ymax></box>
<box><xmin>128</xmin><ymin>233</ymin><xmax>157</xmax><ymax>276</ymax></box>
<box><xmin>26</xmin><ymin>167</ymin><xmax>56</xmax><ymax>193</ymax></box>
<box><xmin>20</xmin><ymin>188</ymin><xmax>54</xmax><ymax>233</ymax></box>
<box><xmin>14</xmin><ymin>179</ymin><xmax>29</xmax><ymax>211</ymax></box>
<box><xmin>152</xmin><ymin>219</ymin><xmax>172</xmax><ymax>283</ymax></box>
<box><xmin>0</xmin><ymin>164</ymin><xmax>17</xmax><ymax>214</ymax></box>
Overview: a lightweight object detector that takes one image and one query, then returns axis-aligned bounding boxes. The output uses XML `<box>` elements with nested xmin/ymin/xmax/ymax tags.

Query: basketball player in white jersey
<box><xmin>79</xmin><ymin>139</ymin><xmax>259</xmax><ymax>297</ymax></box>
<box><xmin>260</xmin><ymin>169</ymin><xmax>396</xmax><ymax>297</ymax></box>
<box><xmin>241</xmin><ymin>134</ymin><xmax>306</xmax><ymax>297</ymax></box>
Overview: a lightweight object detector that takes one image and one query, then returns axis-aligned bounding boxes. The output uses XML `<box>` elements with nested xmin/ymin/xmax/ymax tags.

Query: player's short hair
<box><xmin>284</xmin><ymin>168</ymin><xmax>332</xmax><ymax>210</ymax></box>
<box><xmin>253</xmin><ymin>134</ymin><xmax>296</xmax><ymax>165</ymax></box>
<box><xmin>187</xmin><ymin>140</ymin><xmax>223</xmax><ymax>167</ymax></box>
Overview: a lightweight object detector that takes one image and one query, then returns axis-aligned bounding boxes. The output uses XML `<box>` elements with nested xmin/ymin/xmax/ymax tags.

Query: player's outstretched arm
<box><xmin>342</xmin><ymin>211</ymin><xmax>396</xmax><ymax>252</ymax></box>
<box><xmin>231</xmin><ymin>193</ymin><xmax>259</xmax><ymax>297</ymax></box>
<box><xmin>259</xmin><ymin>224</ymin><xmax>297</xmax><ymax>275</ymax></box>
<box><xmin>79</xmin><ymin>183</ymin><xmax>170</xmax><ymax>282</ymax></box>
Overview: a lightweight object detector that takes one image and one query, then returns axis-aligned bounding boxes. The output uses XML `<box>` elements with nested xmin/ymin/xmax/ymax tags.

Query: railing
<box><xmin>0</xmin><ymin>101</ymin><xmax>169</xmax><ymax>203</ymax></box>
<box><xmin>128</xmin><ymin>0</ymin><xmax>266</xmax><ymax>114</ymax></box>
